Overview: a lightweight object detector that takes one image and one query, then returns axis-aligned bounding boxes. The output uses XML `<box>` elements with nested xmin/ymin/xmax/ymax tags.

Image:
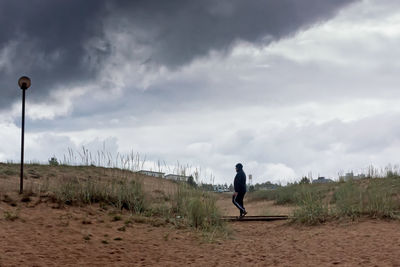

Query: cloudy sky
<box><xmin>1</xmin><ymin>0</ymin><xmax>400</xmax><ymax>185</ymax></box>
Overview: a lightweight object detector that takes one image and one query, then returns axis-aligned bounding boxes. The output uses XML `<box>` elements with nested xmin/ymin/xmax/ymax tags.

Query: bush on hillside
<box><xmin>173</xmin><ymin>184</ymin><xmax>223</xmax><ymax>231</ymax></box>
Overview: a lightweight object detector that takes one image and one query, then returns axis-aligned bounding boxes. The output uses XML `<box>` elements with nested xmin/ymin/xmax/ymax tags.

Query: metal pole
<box><xmin>20</xmin><ymin>88</ymin><xmax>26</xmax><ymax>194</ymax></box>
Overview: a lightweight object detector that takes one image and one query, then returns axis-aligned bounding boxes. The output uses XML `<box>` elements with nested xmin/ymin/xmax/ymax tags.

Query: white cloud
<box><xmin>0</xmin><ymin>122</ymin><xmax>20</xmax><ymax>161</ymax></box>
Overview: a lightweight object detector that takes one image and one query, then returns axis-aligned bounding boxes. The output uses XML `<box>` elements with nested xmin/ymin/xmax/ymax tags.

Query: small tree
<box><xmin>187</xmin><ymin>176</ymin><xmax>197</xmax><ymax>188</ymax></box>
<box><xmin>299</xmin><ymin>176</ymin><xmax>310</xmax><ymax>184</ymax></box>
<box><xmin>248</xmin><ymin>185</ymin><xmax>255</xmax><ymax>192</ymax></box>
<box><xmin>228</xmin><ymin>183</ymin><xmax>234</xmax><ymax>192</ymax></box>
<box><xmin>48</xmin><ymin>156</ymin><xmax>59</xmax><ymax>166</ymax></box>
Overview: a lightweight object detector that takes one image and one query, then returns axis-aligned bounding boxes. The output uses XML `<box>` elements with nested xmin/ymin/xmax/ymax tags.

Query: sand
<box><xmin>1</xmin><ymin>192</ymin><xmax>400</xmax><ymax>266</ymax></box>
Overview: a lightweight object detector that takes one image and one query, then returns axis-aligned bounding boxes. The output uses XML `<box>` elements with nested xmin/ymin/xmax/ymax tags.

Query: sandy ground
<box><xmin>216</xmin><ymin>192</ymin><xmax>293</xmax><ymax>216</ymax></box>
<box><xmin>1</xmin><ymin>192</ymin><xmax>400</xmax><ymax>266</ymax></box>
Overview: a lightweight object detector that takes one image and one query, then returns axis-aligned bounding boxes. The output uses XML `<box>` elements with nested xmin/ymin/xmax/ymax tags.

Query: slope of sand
<box><xmin>1</xmin><ymin>194</ymin><xmax>400</xmax><ymax>266</ymax></box>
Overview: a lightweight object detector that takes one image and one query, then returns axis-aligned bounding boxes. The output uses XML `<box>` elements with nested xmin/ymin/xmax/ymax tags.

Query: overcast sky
<box><xmin>1</xmin><ymin>0</ymin><xmax>400</xmax><ymax>185</ymax></box>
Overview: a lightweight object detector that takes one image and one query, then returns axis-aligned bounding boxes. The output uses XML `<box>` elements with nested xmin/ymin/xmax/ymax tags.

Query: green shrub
<box><xmin>186</xmin><ymin>176</ymin><xmax>197</xmax><ymax>188</ymax></box>
<box><xmin>292</xmin><ymin>186</ymin><xmax>329</xmax><ymax>225</ymax></box>
<box><xmin>275</xmin><ymin>185</ymin><xmax>299</xmax><ymax>205</ymax></box>
<box><xmin>3</xmin><ymin>169</ymin><xmax>17</xmax><ymax>176</ymax></box>
<box><xmin>299</xmin><ymin>177</ymin><xmax>310</xmax><ymax>184</ymax></box>
<box><xmin>48</xmin><ymin>156</ymin><xmax>59</xmax><ymax>166</ymax></box>
<box><xmin>333</xmin><ymin>181</ymin><xmax>363</xmax><ymax>218</ymax></box>
<box><xmin>173</xmin><ymin>184</ymin><xmax>224</xmax><ymax>231</ymax></box>
<box><xmin>3</xmin><ymin>211</ymin><xmax>19</xmax><ymax>221</ymax></box>
<box><xmin>188</xmin><ymin>197</ymin><xmax>207</xmax><ymax>228</ymax></box>
<box><xmin>247</xmin><ymin>190</ymin><xmax>277</xmax><ymax>202</ymax></box>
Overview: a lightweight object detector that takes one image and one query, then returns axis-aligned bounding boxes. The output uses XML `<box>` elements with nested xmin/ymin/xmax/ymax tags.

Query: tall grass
<box><xmin>293</xmin><ymin>187</ymin><xmax>329</xmax><ymax>225</ymax></box>
<box><xmin>333</xmin><ymin>181</ymin><xmax>363</xmax><ymax>218</ymax></box>
<box><xmin>247</xmin><ymin>176</ymin><xmax>399</xmax><ymax>224</ymax></box>
<box><xmin>332</xmin><ymin>179</ymin><xmax>397</xmax><ymax>219</ymax></box>
<box><xmin>53</xmin><ymin>177</ymin><xmax>146</xmax><ymax>213</ymax></box>
<box><xmin>247</xmin><ymin>185</ymin><xmax>298</xmax><ymax>204</ymax></box>
<box><xmin>172</xmin><ymin>184</ymin><xmax>224</xmax><ymax>232</ymax></box>
<box><xmin>248</xmin><ymin>183</ymin><xmax>335</xmax><ymax>205</ymax></box>
<box><xmin>272</xmin><ymin>186</ymin><xmax>297</xmax><ymax>205</ymax></box>
<box><xmin>58</xmin><ymin>147</ymin><xmax>214</xmax><ymax>184</ymax></box>
<box><xmin>365</xmin><ymin>183</ymin><xmax>395</xmax><ymax>218</ymax></box>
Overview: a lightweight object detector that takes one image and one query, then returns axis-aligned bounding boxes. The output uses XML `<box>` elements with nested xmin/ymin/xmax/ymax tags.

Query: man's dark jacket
<box><xmin>234</xmin><ymin>169</ymin><xmax>246</xmax><ymax>193</ymax></box>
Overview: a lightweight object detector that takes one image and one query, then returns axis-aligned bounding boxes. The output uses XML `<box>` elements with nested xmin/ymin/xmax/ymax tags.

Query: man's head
<box><xmin>235</xmin><ymin>163</ymin><xmax>243</xmax><ymax>172</ymax></box>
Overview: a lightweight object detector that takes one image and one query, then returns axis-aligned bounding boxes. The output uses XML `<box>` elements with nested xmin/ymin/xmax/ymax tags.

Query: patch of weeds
<box><xmin>4</xmin><ymin>169</ymin><xmax>17</xmax><ymax>176</ymax></box>
<box><xmin>333</xmin><ymin>181</ymin><xmax>363</xmax><ymax>219</ymax></box>
<box><xmin>201</xmin><ymin>225</ymin><xmax>232</xmax><ymax>243</ymax></box>
<box><xmin>292</xmin><ymin>187</ymin><xmax>329</xmax><ymax>225</ymax></box>
<box><xmin>171</xmin><ymin>184</ymin><xmax>227</xmax><ymax>239</ymax></box>
<box><xmin>274</xmin><ymin>185</ymin><xmax>300</xmax><ymax>205</ymax></box>
<box><xmin>247</xmin><ymin>190</ymin><xmax>277</xmax><ymax>202</ymax></box>
<box><xmin>163</xmin><ymin>232</ymin><xmax>170</xmax><ymax>241</ymax></box>
<box><xmin>52</xmin><ymin>177</ymin><xmax>147</xmax><ymax>214</ymax></box>
<box><xmin>3</xmin><ymin>211</ymin><xmax>19</xmax><ymax>221</ymax></box>
<box><xmin>114</xmin><ymin>237</ymin><xmax>122</xmax><ymax>241</ymax></box>
<box><xmin>149</xmin><ymin>218</ymin><xmax>167</xmax><ymax>227</ymax></box>
<box><xmin>131</xmin><ymin>216</ymin><xmax>147</xmax><ymax>224</ymax></box>
<box><xmin>364</xmin><ymin>180</ymin><xmax>396</xmax><ymax>218</ymax></box>
<box><xmin>124</xmin><ymin>218</ymin><xmax>133</xmax><ymax>226</ymax></box>
<box><xmin>101</xmin><ymin>240</ymin><xmax>109</xmax><ymax>244</ymax></box>
<box><xmin>144</xmin><ymin>204</ymin><xmax>171</xmax><ymax>218</ymax></box>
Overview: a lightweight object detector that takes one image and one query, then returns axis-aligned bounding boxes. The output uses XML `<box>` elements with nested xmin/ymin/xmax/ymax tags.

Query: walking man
<box><xmin>232</xmin><ymin>163</ymin><xmax>247</xmax><ymax>218</ymax></box>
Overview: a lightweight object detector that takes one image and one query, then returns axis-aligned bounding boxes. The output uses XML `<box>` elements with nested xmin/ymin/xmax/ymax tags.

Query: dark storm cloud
<box><xmin>112</xmin><ymin>0</ymin><xmax>359</xmax><ymax>67</ymax></box>
<box><xmin>0</xmin><ymin>0</ymin><xmax>357</xmax><ymax>110</ymax></box>
<box><xmin>0</xmin><ymin>0</ymin><xmax>108</xmax><ymax>109</ymax></box>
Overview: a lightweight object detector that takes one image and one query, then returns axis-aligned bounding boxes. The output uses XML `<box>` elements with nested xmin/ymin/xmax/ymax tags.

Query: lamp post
<box><xmin>18</xmin><ymin>76</ymin><xmax>31</xmax><ymax>194</ymax></box>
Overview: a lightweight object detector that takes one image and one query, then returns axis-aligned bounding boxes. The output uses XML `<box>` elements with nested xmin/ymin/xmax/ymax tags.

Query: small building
<box><xmin>137</xmin><ymin>170</ymin><xmax>165</xmax><ymax>178</ymax></box>
<box><xmin>312</xmin><ymin>177</ymin><xmax>334</xmax><ymax>184</ymax></box>
<box><xmin>165</xmin><ymin>174</ymin><xmax>191</xmax><ymax>182</ymax></box>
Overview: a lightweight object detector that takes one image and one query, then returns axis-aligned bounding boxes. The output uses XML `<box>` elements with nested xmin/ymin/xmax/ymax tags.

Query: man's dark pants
<box><xmin>232</xmin><ymin>191</ymin><xmax>246</xmax><ymax>215</ymax></box>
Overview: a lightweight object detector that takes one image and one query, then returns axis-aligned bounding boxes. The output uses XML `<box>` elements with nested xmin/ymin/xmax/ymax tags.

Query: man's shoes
<box><xmin>239</xmin><ymin>211</ymin><xmax>247</xmax><ymax>219</ymax></box>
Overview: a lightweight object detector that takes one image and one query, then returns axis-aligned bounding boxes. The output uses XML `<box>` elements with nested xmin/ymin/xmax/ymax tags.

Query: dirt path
<box><xmin>216</xmin><ymin>192</ymin><xmax>294</xmax><ymax>216</ymax></box>
<box><xmin>1</xmin><ymin>196</ymin><xmax>400</xmax><ymax>266</ymax></box>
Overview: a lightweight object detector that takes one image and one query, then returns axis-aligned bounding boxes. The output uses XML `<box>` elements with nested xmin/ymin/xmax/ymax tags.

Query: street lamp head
<box><xmin>18</xmin><ymin>76</ymin><xmax>31</xmax><ymax>90</ymax></box>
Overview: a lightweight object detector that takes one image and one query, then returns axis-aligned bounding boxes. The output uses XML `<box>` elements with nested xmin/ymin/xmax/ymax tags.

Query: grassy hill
<box><xmin>248</xmin><ymin>177</ymin><xmax>400</xmax><ymax>224</ymax></box>
<box><xmin>0</xmin><ymin>163</ymin><xmax>225</xmax><ymax>235</ymax></box>
<box><xmin>2</xmin><ymin>162</ymin><xmax>399</xmax><ymax>227</ymax></box>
